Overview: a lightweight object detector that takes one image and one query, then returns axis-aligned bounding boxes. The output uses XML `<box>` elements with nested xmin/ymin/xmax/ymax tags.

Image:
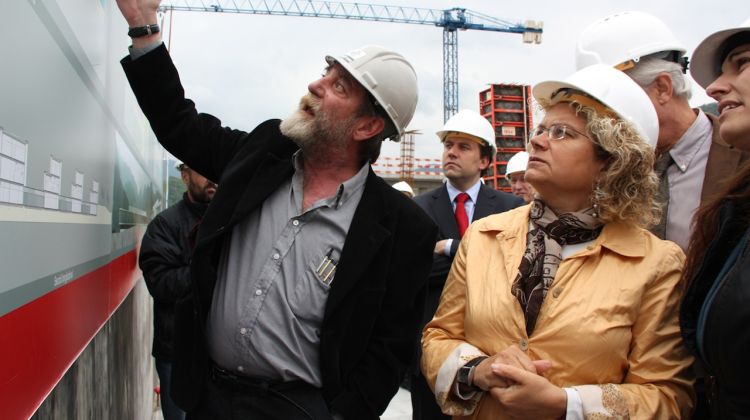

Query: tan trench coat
<box><xmin>422</xmin><ymin>205</ymin><xmax>695</xmax><ymax>419</ymax></box>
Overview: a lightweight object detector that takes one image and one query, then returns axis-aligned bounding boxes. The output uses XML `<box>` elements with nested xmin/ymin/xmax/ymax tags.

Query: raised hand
<box><xmin>115</xmin><ymin>0</ymin><xmax>161</xmax><ymax>27</ymax></box>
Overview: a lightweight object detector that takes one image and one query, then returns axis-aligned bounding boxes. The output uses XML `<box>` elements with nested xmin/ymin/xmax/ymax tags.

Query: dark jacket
<box><xmin>412</xmin><ymin>184</ymin><xmax>523</xmax><ymax>371</ymax></box>
<box><xmin>139</xmin><ymin>193</ymin><xmax>207</xmax><ymax>361</ymax></box>
<box><xmin>122</xmin><ymin>44</ymin><xmax>437</xmax><ymax>420</ymax></box>
<box><xmin>680</xmin><ymin>200</ymin><xmax>750</xmax><ymax>419</ymax></box>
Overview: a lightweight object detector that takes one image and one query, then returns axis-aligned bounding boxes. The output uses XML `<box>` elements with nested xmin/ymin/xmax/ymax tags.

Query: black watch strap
<box><xmin>457</xmin><ymin>356</ymin><xmax>488</xmax><ymax>390</ymax></box>
<box><xmin>128</xmin><ymin>24</ymin><xmax>160</xmax><ymax>38</ymax></box>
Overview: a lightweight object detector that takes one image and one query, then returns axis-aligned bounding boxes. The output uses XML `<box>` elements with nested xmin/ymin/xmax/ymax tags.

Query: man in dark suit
<box><xmin>115</xmin><ymin>1</ymin><xmax>436</xmax><ymax>419</ymax></box>
<box><xmin>411</xmin><ymin>110</ymin><xmax>524</xmax><ymax>419</ymax></box>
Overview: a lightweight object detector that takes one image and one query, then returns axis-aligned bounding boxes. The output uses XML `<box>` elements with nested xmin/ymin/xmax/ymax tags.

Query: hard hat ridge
<box><xmin>326</xmin><ymin>45</ymin><xmax>418</xmax><ymax>141</ymax></box>
<box><xmin>436</xmin><ymin>109</ymin><xmax>497</xmax><ymax>158</ymax></box>
<box><xmin>506</xmin><ymin>151</ymin><xmax>529</xmax><ymax>176</ymax></box>
<box><xmin>533</xmin><ymin>64</ymin><xmax>659</xmax><ymax>149</ymax></box>
<box><xmin>575</xmin><ymin>11</ymin><xmax>687</xmax><ymax>73</ymax></box>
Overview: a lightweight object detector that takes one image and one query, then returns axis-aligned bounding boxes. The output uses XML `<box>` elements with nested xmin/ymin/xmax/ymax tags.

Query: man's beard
<box><xmin>187</xmin><ymin>182</ymin><xmax>215</xmax><ymax>203</ymax></box>
<box><xmin>280</xmin><ymin>94</ymin><xmax>356</xmax><ymax>161</ymax></box>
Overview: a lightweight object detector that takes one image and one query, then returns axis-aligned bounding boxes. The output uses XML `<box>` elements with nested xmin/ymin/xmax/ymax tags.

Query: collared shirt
<box><xmin>443</xmin><ymin>179</ymin><xmax>482</xmax><ymax>256</ymax></box>
<box><xmin>446</xmin><ymin>179</ymin><xmax>482</xmax><ymax>221</ymax></box>
<box><xmin>664</xmin><ymin>110</ymin><xmax>712</xmax><ymax>251</ymax></box>
<box><xmin>206</xmin><ymin>151</ymin><xmax>368</xmax><ymax>386</ymax></box>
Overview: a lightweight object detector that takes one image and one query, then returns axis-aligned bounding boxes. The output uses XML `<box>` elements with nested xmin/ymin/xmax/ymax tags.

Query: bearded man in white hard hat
<box><xmin>115</xmin><ymin>1</ymin><xmax>437</xmax><ymax>419</ymax></box>
<box><xmin>576</xmin><ymin>11</ymin><xmax>750</xmax><ymax>252</ymax></box>
<box><xmin>505</xmin><ymin>151</ymin><xmax>535</xmax><ymax>203</ymax></box>
<box><xmin>411</xmin><ymin>110</ymin><xmax>523</xmax><ymax>420</ymax></box>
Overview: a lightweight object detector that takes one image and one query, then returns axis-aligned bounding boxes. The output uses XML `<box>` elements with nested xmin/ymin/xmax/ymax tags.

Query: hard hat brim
<box><xmin>532</xmin><ymin>65</ymin><xmax>658</xmax><ymax>149</ymax></box>
<box><xmin>436</xmin><ymin>131</ymin><xmax>489</xmax><ymax>147</ymax></box>
<box><xmin>532</xmin><ymin>79</ymin><xmax>615</xmax><ymax>118</ymax></box>
<box><xmin>691</xmin><ymin>26</ymin><xmax>750</xmax><ymax>89</ymax></box>
<box><xmin>325</xmin><ymin>54</ymin><xmax>403</xmax><ymax>141</ymax></box>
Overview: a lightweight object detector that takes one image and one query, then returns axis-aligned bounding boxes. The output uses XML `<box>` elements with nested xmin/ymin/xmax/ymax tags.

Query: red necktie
<box><xmin>455</xmin><ymin>192</ymin><xmax>470</xmax><ymax>238</ymax></box>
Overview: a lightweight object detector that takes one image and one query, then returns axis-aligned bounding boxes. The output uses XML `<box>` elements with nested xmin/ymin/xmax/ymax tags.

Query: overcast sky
<box><xmin>157</xmin><ymin>0</ymin><xmax>748</xmax><ymax>160</ymax></box>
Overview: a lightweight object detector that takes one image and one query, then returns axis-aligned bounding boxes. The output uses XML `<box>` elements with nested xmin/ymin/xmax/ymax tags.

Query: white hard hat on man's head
<box><xmin>690</xmin><ymin>18</ymin><xmax>750</xmax><ymax>89</ymax></box>
<box><xmin>326</xmin><ymin>45</ymin><xmax>418</xmax><ymax>141</ymax></box>
<box><xmin>533</xmin><ymin>64</ymin><xmax>659</xmax><ymax>149</ymax></box>
<box><xmin>575</xmin><ymin>11</ymin><xmax>687</xmax><ymax>72</ymax></box>
<box><xmin>392</xmin><ymin>181</ymin><xmax>415</xmax><ymax>197</ymax></box>
<box><xmin>436</xmin><ymin>109</ymin><xmax>496</xmax><ymax>158</ymax></box>
<box><xmin>506</xmin><ymin>152</ymin><xmax>529</xmax><ymax>176</ymax></box>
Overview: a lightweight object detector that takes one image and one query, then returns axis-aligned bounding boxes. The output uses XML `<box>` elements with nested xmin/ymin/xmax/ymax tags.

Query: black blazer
<box><xmin>122</xmin><ymin>44</ymin><xmax>437</xmax><ymax>420</ymax></box>
<box><xmin>413</xmin><ymin>184</ymin><xmax>524</xmax><ymax>345</ymax></box>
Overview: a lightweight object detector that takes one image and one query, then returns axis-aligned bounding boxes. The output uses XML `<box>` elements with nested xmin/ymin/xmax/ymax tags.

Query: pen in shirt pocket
<box><xmin>316</xmin><ymin>249</ymin><xmax>337</xmax><ymax>285</ymax></box>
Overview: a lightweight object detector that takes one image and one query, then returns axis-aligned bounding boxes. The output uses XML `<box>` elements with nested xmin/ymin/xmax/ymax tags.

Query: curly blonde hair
<box><xmin>537</xmin><ymin>101</ymin><xmax>661</xmax><ymax>228</ymax></box>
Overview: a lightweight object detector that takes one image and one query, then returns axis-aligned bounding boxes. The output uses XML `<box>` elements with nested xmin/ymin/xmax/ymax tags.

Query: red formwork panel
<box><xmin>496</xmin><ymin>148</ymin><xmax>526</xmax><ymax>166</ymax></box>
<box><xmin>479</xmin><ymin>83</ymin><xmax>533</xmax><ymax>192</ymax></box>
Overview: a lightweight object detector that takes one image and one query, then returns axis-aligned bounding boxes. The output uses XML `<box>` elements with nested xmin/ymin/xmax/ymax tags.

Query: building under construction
<box><xmin>480</xmin><ymin>84</ymin><xmax>534</xmax><ymax>191</ymax></box>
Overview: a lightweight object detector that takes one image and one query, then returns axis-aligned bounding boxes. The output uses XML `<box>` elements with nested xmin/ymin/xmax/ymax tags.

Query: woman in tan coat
<box><xmin>421</xmin><ymin>64</ymin><xmax>695</xmax><ymax>419</ymax></box>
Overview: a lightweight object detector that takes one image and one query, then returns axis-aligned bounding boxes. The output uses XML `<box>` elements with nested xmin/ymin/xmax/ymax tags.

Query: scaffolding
<box><xmin>398</xmin><ymin>130</ymin><xmax>418</xmax><ymax>184</ymax></box>
<box><xmin>479</xmin><ymin>84</ymin><xmax>533</xmax><ymax>191</ymax></box>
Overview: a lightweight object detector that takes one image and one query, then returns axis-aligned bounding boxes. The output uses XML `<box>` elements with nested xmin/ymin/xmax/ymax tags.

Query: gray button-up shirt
<box><xmin>664</xmin><ymin>110</ymin><xmax>712</xmax><ymax>251</ymax></box>
<box><xmin>206</xmin><ymin>152</ymin><xmax>368</xmax><ymax>386</ymax></box>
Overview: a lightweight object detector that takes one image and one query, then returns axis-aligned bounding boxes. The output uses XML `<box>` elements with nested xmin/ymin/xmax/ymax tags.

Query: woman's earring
<box><xmin>591</xmin><ymin>181</ymin><xmax>602</xmax><ymax>218</ymax></box>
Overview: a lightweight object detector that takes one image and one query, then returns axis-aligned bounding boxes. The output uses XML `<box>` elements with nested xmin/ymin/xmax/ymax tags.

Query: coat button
<box><xmin>552</xmin><ymin>288</ymin><xmax>562</xmax><ymax>298</ymax></box>
<box><xmin>519</xmin><ymin>338</ymin><xmax>529</xmax><ymax>351</ymax></box>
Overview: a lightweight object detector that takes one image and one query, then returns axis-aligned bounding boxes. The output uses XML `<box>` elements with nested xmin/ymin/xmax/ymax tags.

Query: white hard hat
<box><xmin>576</xmin><ymin>11</ymin><xmax>687</xmax><ymax>72</ymax></box>
<box><xmin>533</xmin><ymin>64</ymin><xmax>659</xmax><ymax>149</ymax></box>
<box><xmin>392</xmin><ymin>181</ymin><xmax>414</xmax><ymax>197</ymax></box>
<box><xmin>506</xmin><ymin>152</ymin><xmax>529</xmax><ymax>176</ymax></box>
<box><xmin>326</xmin><ymin>45</ymin><xmax>418</xmax><ymax>141</ymax></box>
<box><xmin>690</xmin><ymin>18</ymin><xmax>750</xmax><ymax>89</ymax></box>
<box><xmin>436</xmin><ymin>109</ymin><xmax>495</xmax><ymax>153</ymax></box>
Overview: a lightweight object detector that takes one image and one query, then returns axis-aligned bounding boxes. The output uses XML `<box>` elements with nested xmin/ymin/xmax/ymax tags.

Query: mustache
<box><xmin>299</xmin><ymin>94</ymin><xmax>320</xmax><ymax>113</ymax></box>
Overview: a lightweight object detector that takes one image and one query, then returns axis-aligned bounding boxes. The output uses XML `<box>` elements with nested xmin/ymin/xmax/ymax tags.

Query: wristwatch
<box><xmin>456</xmin><ymin>356</ymin><xmax>488</xmax><ymax>390</ymax></box>
<box><xmin>128</xmin><ymin>24</ymin><xmax>160</xmax><ymax>38</ymax></box>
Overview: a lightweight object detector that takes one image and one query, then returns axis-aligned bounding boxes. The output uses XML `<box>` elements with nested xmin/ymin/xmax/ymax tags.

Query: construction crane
<box><xmin>158</xmin><ymin>0</ymin><xmax>543</xmax><ymax>123</ymax></box>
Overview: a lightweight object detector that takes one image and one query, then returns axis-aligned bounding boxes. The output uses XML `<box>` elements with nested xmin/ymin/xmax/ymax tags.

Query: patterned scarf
<box><xmin>511</xmin><ymin>199</ymin><xmax>603</xmax><ymax>336</ymax></box>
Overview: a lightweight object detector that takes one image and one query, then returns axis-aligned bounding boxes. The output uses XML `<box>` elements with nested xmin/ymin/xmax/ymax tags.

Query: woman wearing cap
<box><xmin>421</xmin><ymin>64</ymin><xmax>694</xmax><ymax>419</ymax></box>
<box><xmin>680</xmin><ymin>19</ymin><xmax>750</xmax><ymax>419</ymax></box>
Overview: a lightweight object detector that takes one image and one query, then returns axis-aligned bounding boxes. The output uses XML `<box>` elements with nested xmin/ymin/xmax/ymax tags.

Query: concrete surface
<box><xmin>31</xmin><ymin>281</ymin><xmax>158</xmax><ymax>420</ymax></box>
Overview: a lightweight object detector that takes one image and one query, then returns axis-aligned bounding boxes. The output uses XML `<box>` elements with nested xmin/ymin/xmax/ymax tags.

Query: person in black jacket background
<box><xmin>680</xmin><ymin>19</ymin><xmax>750</xmax><ymax>419</ymax></box>
<box><xmin>139</xmin><ymin>163</ymin><xmax>216</xmax><ymax>420</ymax></box>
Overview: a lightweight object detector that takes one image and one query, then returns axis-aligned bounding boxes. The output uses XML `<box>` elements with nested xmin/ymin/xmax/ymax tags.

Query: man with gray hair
<box><xmin>115</xmin><ymin>0</ymin><xmax>436</xmax><ymax>418</ymax></box>
<box><xmin>576</xmin><ymin>11</ymin><xmax>749</xmax><ymax>251</ymax></box>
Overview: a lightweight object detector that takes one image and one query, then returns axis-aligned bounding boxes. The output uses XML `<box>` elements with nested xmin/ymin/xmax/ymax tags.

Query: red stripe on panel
<box><xmin>0</xmin><ymin>250</ymin><xmax>141</xmax><ymax>420</ymax></box>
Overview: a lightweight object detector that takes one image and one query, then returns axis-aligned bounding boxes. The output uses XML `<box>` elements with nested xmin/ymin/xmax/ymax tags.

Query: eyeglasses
<box><xmin>530</xmin><ymin>124</ymin><xmax>591</xmax><ymax>142</ymax></box>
